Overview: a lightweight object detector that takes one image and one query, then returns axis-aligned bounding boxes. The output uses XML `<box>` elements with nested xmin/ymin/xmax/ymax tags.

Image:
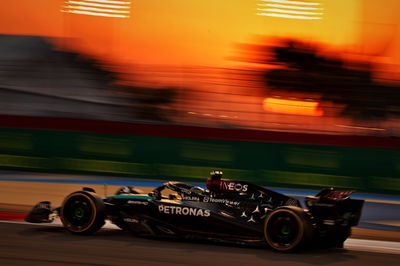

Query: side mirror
<box><xmin>149</xmin><ymin>191</ymin><xmax>161</xmax><ymax>199</ymax></box>
<box><xmin>169</xmin><ymin>194</ymin><xmax>177</xmax><ymax>200</ymax></box>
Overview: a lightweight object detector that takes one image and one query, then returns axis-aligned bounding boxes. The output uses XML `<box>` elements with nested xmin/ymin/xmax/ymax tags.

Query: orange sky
<box><xmin>2</xmin><ymin>0</ymin><xmax>399</xmax><ymax>121</ymax></box>
<box><xmin>1</xmin><ymin>1</ymin><xmax>399</xmax><ymax>74</ymax></box>
<box><xmin>0</xmin><ymin>0</ymin><xmax>370</xmax><ymax>66</ymax></box>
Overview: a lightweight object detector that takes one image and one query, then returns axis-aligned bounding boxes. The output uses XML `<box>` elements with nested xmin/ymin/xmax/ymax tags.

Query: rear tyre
<box><xmin>60</xmin><ymin>191</ymin><xmax>105</xmax><ymax>235</ymax></box>
<box><xmin>264</xmin><ymin>207</ymin><xmax>313</xmax><ymax>252</ymax></box>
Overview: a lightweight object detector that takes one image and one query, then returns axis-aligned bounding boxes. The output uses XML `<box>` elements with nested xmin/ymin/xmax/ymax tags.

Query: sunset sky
<box><xmin>1</xmin><ymin>0</ymin><xmax>387</xmax><ymax>67</ymax></box>
<box><xmin>1</xmin><ymin>0</ymin><xmax>399</xmax><ymax>120</ymax></box>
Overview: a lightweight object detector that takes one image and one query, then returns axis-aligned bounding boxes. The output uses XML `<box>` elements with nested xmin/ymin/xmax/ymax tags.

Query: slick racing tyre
<box><xmin>60</xmin><ymin>191</ymin><xmax>105</xmax><ymax>235</ymax></box>
<box><xmin>264</xmin><ymin>207</ymin><xmax>313</xmax><ymax>252</ymax></box>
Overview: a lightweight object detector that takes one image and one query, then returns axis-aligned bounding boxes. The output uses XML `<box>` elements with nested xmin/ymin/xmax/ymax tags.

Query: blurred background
<box><xmin>1</xmin><ymin>0</ymin><xmax>400</xmax><ymax>194</ymax></box>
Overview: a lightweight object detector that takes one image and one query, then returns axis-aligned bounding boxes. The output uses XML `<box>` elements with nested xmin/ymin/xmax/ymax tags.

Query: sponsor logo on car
<box><xmin>158</xmin><ymin>205</ymin><xmax>211</xmax><ymax>217</ymax></box>
<box><xmin>182</xmin><ymin>196</ymin><xmax>200</xmax><ymax>201</ymax></box>
<box><xmin>36</xmin><ymin>203</ymin><xmax>50</xmax><ymax>209</ymax></box>
<box><xmin>127</xmin><ymin>200</ymin><xmax>149</xmax><ymax>205</ymax></box>
<box><xmin>221</xmin><ymin>182</ymin><xmax>248</xmax><ymax>192</ymax></box>
<box><xmin>124</xmin><ymin>218</ymin><xmax>139</xmax><ymax>223</ymax></box>
<box><xmin>180</xmin><ymin>188</ymin><xmax>192</xmax><ymax>194</ymax></box>
<box><xmin>203</xmin><ymin>197</ymin><xmax>240</xmax><ymax>206</ymax></box>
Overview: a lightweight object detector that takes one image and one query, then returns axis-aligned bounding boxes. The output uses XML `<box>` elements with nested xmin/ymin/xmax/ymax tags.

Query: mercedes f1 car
<box><xmin>25</xmin><ymin>171</ymin><xmax>364</xmax><ymax>252</ymax></box>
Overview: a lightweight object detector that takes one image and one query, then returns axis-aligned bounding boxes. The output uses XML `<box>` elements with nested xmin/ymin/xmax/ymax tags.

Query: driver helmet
<box><xmin>210</xmin><ymin>170</ymin><xmax>223</xmax><ymax>180</ymax></box>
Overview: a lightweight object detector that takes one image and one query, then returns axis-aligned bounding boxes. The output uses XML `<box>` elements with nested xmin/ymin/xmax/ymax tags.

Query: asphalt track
<box><xmin>1</xmin><ymin>171</ymin><xmax>400</xmax><ymax>232</ymax></box>
<box><xmin>0</xmin><ymin>221</ymin><xmax>399</xmax><ymax>266</ymax></box>
<box><xmin>1</xmin><ymin>171</ymin><xmax>400</xmax><ymax>265</ymax></box>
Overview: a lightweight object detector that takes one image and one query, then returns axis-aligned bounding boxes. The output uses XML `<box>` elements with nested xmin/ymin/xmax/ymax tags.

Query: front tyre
<box><xmin>60</xmin><ymin>191</ymin><xmax>105</xmax><ymax>234</ymax></box>
<box><xmin>264</xmin><ymin>207</ymin><xmax>313</xmax><ymax>252</ymax></box>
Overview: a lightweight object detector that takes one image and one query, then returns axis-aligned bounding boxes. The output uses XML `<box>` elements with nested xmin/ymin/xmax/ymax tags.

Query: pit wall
<box><xmin>0</xmin><ymin>115</ymin><xmax>399</xmax><ymax>195</ymax></box>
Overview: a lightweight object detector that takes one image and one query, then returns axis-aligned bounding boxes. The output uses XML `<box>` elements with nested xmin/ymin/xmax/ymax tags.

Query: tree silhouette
<box><xmin>263</xmin><ymin>40</ymin><xmax>400</xmax><ymax>121</ymax></box>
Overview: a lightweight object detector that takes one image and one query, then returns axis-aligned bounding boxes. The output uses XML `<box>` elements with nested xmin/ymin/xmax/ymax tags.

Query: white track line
<box><xmin>1</xmin><ymin>220</ymin><xmax>399</xmax><ymax>255</ymax></box>
<box><xmin>345</xmin><ymin>238</ymin><xmax>400</xmax><ymax>255</ymax></box>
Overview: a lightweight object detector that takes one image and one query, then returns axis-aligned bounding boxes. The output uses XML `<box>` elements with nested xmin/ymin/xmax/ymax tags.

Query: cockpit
<box><xmin>151</xmin><ymin>182</ymin><xmax>207</xmax><ymax>200</ymax></box>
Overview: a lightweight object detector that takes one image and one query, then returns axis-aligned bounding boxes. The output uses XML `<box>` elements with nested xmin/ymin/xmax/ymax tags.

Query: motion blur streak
<box><xmin>263</xmin><ymin>98</ymin><xmax>323</xmax><ymax>116</ymax></box>
<box><xmin>1</xmin><ymin>220</ymin><xmax>399</xmax><ymax>255</ymax></box>
<box><xmin>336</xmin><ymin>124</ymin><xmax>385</xmax><ymax>132</ymax></box>
<box><xmin>345</xmin><ymin>239</ymin><xmax>400</xmax><ymax>255</ymax></box>
<box><xmin>63</xmin><ymin>5</ymin><xmax>130</xmax><ymax>14</ymax></box>
<box><xmin>257</xmin><ymin>0</ymin><xmax>323</xmax><ymax>19</ymax></box>
<box><xmin>62</xmin><ymin>0</ymin><xmax>131</xmax><ymax>18</ymax></box>
<box><xmin>257</xmin><ymin>13</ymin><xmax>322</xmax><ymax>19</ymax></box>
<box><xmin>260</xmin><ymin>0</ymin><xmax>320</xmax><ymax>5</ymax></box>
<box><xmin>258</xmin><ymin>8</ymin><xmax>322</xmax><ymax>16</ymax></box>
<box><xmin>85</xmin><ymin>0</ymin><xmax>131</xmax><ymax>4</ymax></box>
<box><xmin>61</xmin><ymin>10</ymin><xmax>129</xmax><ymax>18</ymax></box>
<box><xmin>66</xmin><ymin>0</ymin><xmax>131</xmax><ymax>9</ymax></box>
<box><xmin>257</xmin><ymin>3</ymin><xmax>323</xmax><ymax>10</ymax></box>
<box><xmin>2</xmin><ymin>0</ymin><xmax>400</xmax><ymax>192</ymax></box>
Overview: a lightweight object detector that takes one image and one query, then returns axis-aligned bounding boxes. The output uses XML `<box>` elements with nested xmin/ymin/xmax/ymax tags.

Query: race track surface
<box><xmin>0</xmin><ymin>222</ymin><xmax>399</xmax><ymax>266</ymax></box>
<box><xmin>1</xmin><ymin>171</ymin><xmax>400</xmax><ymax>265</ymax></box>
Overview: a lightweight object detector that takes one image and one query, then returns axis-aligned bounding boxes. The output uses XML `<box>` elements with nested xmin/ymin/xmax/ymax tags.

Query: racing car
<box><xmin>25</xmin><ymin>170</ymin><xmax>364</xmax><ymax>252</ymax></box>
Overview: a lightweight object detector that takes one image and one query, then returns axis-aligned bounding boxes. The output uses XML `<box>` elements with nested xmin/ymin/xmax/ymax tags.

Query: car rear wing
<box><xmin>305</xmin><ymin>188</ymin><xmax>364</xmax><ymax>227</ymax></box>
<box><xmin>315</xmin><ymin>188</ymin><xmax>354</xmax><ymax>201</ymax></box>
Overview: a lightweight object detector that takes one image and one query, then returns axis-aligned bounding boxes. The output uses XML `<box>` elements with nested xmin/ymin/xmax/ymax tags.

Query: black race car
<box><xmin>25</xmin><ymin>170</ymin><xmax>364</xmax><ymax>252</ymax></box>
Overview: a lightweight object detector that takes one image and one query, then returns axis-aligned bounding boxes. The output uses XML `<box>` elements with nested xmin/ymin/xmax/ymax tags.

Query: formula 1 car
<box><xmin>25</xmin><ymin>170</ymin><xmax>364</xmax><ymax>252</ymax></box>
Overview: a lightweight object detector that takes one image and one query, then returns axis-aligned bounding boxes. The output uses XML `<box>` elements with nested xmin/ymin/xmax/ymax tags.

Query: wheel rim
<box><xmin>62</xmin><ymin>194</ymin><xmax>95</xmax><ymax>231</ymax></box>
<box><xmin>280</xmin><ymin>224</ymin><xmax>290</xmax><ymax>236</ymax></box>
<box><xmin>74</xmin><ymin>207</ymin><xmax>85</xmax><ymax>220</ymax></box>
<box><xmin>265</xmin><ymin>210</ymin><xmax>303</xmax><ymax>250</ymax></box>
